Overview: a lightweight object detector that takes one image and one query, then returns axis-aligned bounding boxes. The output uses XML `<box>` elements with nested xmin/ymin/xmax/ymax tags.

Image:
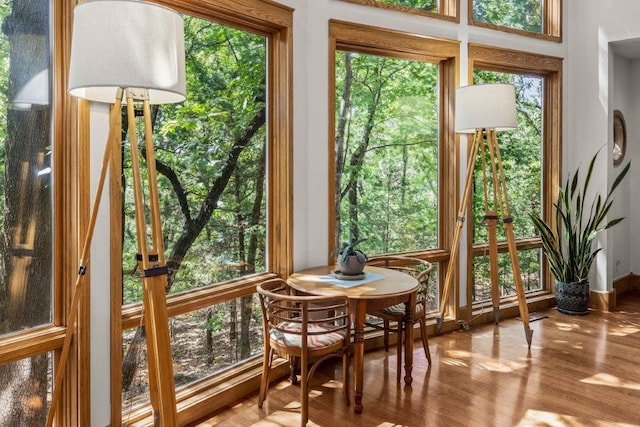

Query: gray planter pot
<box><xmin>338</xmin><ymin>255</ymin><xmax>365</xmax><ymax>276</ymax></box>
<box><xmin>555</xmin><ymin>280</ymin><xmax>590</xmax><ymax>315</ymax></box>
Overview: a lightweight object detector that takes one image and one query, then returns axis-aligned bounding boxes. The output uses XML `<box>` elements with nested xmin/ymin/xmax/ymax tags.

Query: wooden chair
<box><xmin>257</xmin><ymin>278</ymin><xmax>351</xmax><ymax>426</ymax></box>
<box><xmin>365</xmin><ymin>255</ymin><xmax>434</xmax><ymax>381</ymax></box>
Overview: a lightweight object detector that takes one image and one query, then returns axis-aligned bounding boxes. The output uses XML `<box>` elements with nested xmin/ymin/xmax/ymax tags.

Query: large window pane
<box><xmin>471</xmin><ymin>71</ymin><xmax>543</xmax><ymax>303</ymax></box>
<box><xmin>122</xmin><ymin>17</ymin><xmax>267</xmax><ymax>305</ymax></box>
<box><xmin>473</xmin><ymin>249</ymin><xmax>541</xmax><ymax>303</ymax></box>
<box><xmin>122</xmin><ymin>297</ymin><xmax>263</xmax><ymax>408</ymax></box>
<box><xmin>0</xmin><ymin>0</ymin><xmax>52</xmax><ymax>334</ymax></box>
<box><xmin>372</xmin><ymin>0</ymin><xmax>437</xmax><ymax>12</ymax></box>
<box><xmin>0</xmin><ymin>352</ymin><xmax>52</xmax><ymax>424</ymax></box>
<box><xmin>0</xmin><ymin>0</ymin><xmax>53</xmax><ymax>423</ymax></box>
<box><xmin>472</xmin><ymin>0</ymin><xmax>543</xmax><ymax>33</ymax></box>
<box><xmin>339</xmin><ymin>0</ymin><xmax>459</xmax><ymax>18</ymax></box>
<box><xmin>119</xmin><ymin>12</ymin><xmax>270</xmax><ymax>417</ymax></box>
<box><xmin>334</xmin><ymin>51</ymin><xmax>439</xmax><ymax>255</ymax></box>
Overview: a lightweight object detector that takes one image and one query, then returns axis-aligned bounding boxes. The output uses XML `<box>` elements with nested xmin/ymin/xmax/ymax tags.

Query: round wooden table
<box><xmin>288</xmin><ymin>265</ymin><xmax>418</xmax><ymax>414</ymax></box>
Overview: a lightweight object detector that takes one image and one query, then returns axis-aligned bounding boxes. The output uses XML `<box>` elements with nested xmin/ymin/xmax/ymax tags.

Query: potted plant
<box><xmin>529</xmin><ymin>149</ymin><xmax>630</xmax><ymax>315</ymax></box>
<box><xmin>335</xmin><ymin>238</ymin><xmax>368</xmax><ymax>276</ymax></box>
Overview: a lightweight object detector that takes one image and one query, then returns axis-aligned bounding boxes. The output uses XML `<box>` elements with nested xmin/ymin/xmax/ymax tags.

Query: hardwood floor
<box><xmin>194</xmin><ymin>291</ymin><xmax>640</xmax><ymax>426</ymax></box>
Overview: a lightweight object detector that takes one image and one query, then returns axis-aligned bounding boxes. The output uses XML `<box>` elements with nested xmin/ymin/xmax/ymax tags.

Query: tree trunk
<box><xmin>345</xmin><ymin>67</ymin><xmax>382</xmax><ymax>241</ymax></box>
<box><xmin>334</xmin><ymin>52</ymin><xmax>353</xmax><ymax>249</ymax></box>
<box><xmin>239</xmin><ymin>143</ymin><xmax>265</xmax><ymax>359</ymax></box>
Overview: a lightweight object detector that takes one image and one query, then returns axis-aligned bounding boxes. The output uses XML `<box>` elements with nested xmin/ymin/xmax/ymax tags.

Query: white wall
<box><xmin>89</xmin><ymin>104</ymin><xmax>111</xmax><ymax>426</ymax></box>
<box><xmin>629</xmin><ymin>59</ymin><xmax>640</xmax><ymax>276</ymax></box>
<box><xmin>610</xmin><ymin>53</ymin><xmax>634</xmax><ymax>280</ymax></box>
<box><xmin>567</xmin><ymin>0</ymin><xmax>640</xmax><ymax>291</ymax></box>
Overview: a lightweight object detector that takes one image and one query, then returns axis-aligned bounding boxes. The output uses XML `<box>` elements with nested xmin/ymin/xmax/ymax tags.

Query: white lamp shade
<box><xmin>68</xmin><ymin>0</ymin><xmax>186</xmax><ymax>104</ymax></box>
<box><xmin>11</xmin><ymin>69</ymin><xmax>49</xmax><ymax>109</ymax></box>
<box><xmin>455</xmin><ymin>83</ymin><xmax>517</xmax><ymax>133</ymax></box>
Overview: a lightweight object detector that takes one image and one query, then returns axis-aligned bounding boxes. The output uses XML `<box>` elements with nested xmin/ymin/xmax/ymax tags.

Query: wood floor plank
<box><xmin>193</xmin><ymin>291</ymin><xmax>640</xmax><ymax>426</ymax></box>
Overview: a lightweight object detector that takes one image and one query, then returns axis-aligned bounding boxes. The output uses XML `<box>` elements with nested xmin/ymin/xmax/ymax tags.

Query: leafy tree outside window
<box><xmin>472</xmin><ymin>0</ymin><xmax>543</xmax><ymax>33</ymax></box>
<box><xmin>120</xmin><ymin>16</ymin><xmax>268</xmax><ymax>409</ymax></box>
<box><xmin>374</xmin><ymin>0</ymin><xmax>437</xmax><ymax>12</ymax></box>
<box><xmin>335</xmin><ymin>51</ymin><xmax>439</xmax><ymax>257</ymax></box>
<box><xmin>330</xmin><ymin>22</ymin><xmax>459</xmax><ymax>318</ymax></box>
<box><xmin>338</xmin><ymin>0</ymin><xmax>457</xmax><ymax>20</ymax></box>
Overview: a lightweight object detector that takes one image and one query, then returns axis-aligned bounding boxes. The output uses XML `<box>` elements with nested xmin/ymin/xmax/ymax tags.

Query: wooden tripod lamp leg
<box><xmin>487</xmin><ymin>131</ymin><xmax>533</xmax><ymax>348</ymax></box>
<box><xmin>479</xmin><ymin>134</ymin><xmax>502</xmax><ymax>324</ymax></box>
<box><xmin>437</xmin><ymin>130</ymin><xmax>482</xmax><ymax>333</ymax></box>
<box><xmin>486</xmin><ymin>211</ymin><xmax>501</xmax><ymax>324</ymax></box>
<box><xmin>126</xmin><ymin>89</ymin><xmax>178</xmax><ymax>425</ymax></box>
<box><xmin>46</xmin><ymin>95</ymin><xmax>123</xmax><ymax>427</ymax></box>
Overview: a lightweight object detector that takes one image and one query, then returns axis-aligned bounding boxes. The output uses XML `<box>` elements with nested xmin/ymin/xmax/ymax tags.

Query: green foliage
<box><xmin>122</xmin><ymin>17</ymin><xmax>267</xmax><ymax>304</ymax></box>
<box><xmin>375</xmin><ymin>0</ymin><xmax>437</xmax><ymax>12</ymax></box>
<box><xmin>529</xmin><ymin>150</ymin><xmax>630</xmax><ymax>283</ymax></box>
<box><xmin>335</xmin><ymin>51</ymin><xmax>439</xmax><ymax>256</ymax></box>
<box><xmin>473</xmin><ymin>0</ymin><xmax>543</xmax><ymax>33</ymax></box>
<box><xmin>473</xmin><ymin>70</ymin><xmax>543</xmax><ymax>243</ymax></box>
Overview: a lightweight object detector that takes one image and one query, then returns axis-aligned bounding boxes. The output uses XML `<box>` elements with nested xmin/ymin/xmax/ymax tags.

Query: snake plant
<box><xmin>529</xmin><ymin>149</ymin><xmax>630</xmax><ymax>283</ymax></box>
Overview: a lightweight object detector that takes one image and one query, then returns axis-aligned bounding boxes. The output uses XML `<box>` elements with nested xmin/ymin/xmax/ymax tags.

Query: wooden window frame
<box><xmin>108</xmin><ymin>0</ymin><xmax>293</xmax><ymax>425</ymax></box>
<box><xmin>339</xmin><ymin>0</ymin><xmax>459</xmax><ymax>22</ymax></box>
<box><xmin>468</xmin><ymin>0</ymin><xmax>562</xmax><ymax>42</ymax></box>
<box><xmin>466</xmin><ymin>43</ymin><xmax>562</xmax><ymax>318</ymax></box>
<box><xmin>328</xmin><ymin>19</ymin><xmax>460</xmax><ymax>327</ymax></box>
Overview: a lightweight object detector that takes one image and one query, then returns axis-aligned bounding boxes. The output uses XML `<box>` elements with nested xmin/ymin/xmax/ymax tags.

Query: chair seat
<box><xmin>271</xmin><ymin>321</ymin><xmax>348</xmax><ymax>349</ymax></box>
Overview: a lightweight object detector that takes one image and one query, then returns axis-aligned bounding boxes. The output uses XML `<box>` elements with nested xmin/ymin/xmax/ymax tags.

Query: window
<box><xmin>121</xmin><ymin>19</ymin><xmax>268</xmax><ymax>305</ymax></box>
<box><xmin>0</xmin><ymin>0</ymin><xmax>80</xmax><ymax>424</ymax></box>
<box><xmin>468</xmin><ymin>44</ymin><xmax>562</xmax><ymax>309</ymax></box>
<box><xmin>469</xmin><ymin>0</ymin><xmax>562</xmax><ymax>41</ymax></box>
<box><xmin>112</xmin><ymin>0</ymin><xmax>292</xmax><ymax>424</ymax></box>
<box><xmin>329</xmin><ymin>20</ymin><xmax>458</xmax><ymax>317</ymax></box>
<box><xmin>340</xmin><ymin>0</ymin><xmax>459</xmax><ymax>22</ymax></box>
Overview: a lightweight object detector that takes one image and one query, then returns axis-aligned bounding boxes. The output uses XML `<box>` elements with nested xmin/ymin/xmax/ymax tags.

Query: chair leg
<box><xmin>342</xmin><ymin>349</ymin><xmax>350</xmax><ymax>406</ymax></box>
<box><xmin>258</xmin><ymin>347</ymin><xmax>274</xmax><ymax>408</ymax></box>
<box><xmin>383</xmin><ymin>319</ymin><xmax>390</xmax><ymax>351</ymax></box>
<box><xmin>419</xmin><ymin>317</ymin><xmax>432</xmax><ymax>365</ymax></box>
<box><xmin>290</xmin><ymin>356</ymin><xmax>299</xmax><ymax>385</ymax></box>
<box><xmin>300</xmin><ymin>354</ymin><xmax>309</xmax><ymax>426</ymax></box>
<box><xmin>396</xmin><ymin>321</ymin><xmax>403</xmax><ymax>383</ymax></box>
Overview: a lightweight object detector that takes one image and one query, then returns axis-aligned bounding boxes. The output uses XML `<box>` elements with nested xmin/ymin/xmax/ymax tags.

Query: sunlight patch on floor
<box><xmin>516</xmin><ymin>409</ymin><xmax>639</xmax><ymax>426</ymax></box>
<box><xmin>308</xmin><ymin>389</ymin><xmax>322</xmax><ymax>398</ymax></box>
<box><xmin>230</xmin><ymin>400</ymin><xmax>252</xmax><ymax>410</ymax></box>
<box><xmin>554</xmin><ymin>322</ymin><xmax>581</xmax><ymax>331</ymax></box>
<box><xmin>479</xmin><ymin>358</ymin><xmax>528</xmax><ymax>373</ymax></box>
<box><xmin>581</xmin><ymin>373</ymin><xmax>640</xmax><ymax>390</ymax></box>
<box><xmin>440</xmin><ymin>357</ymin><xmax>468</xmax><ymax>367</ymax></box>
<box><xmin>321</xmin><ymin>379</ymin><xmax>343</xmax><ymax>389</ymax></box>
<box><xmin>445</xmin><ymin>349</ymin><xmax>473</xmax><ymax>359</ymax></box>
<box><xmin>608</xmin><ymin>322</ymin><xmax>640</xmax><ymax>336</ymax></box>
<box><xmin>273</xmin><ymin>381</ymin><xmax>291</xmax><ymax>391</ymax></box>
<box><xmin>249</xmin><ymin>410</ymin><xmax>311</xmax><ymax>426</ymax></box>
<box><xmin>283</xmin><ymin>399</ymin><xmax>301</xmax><ymax>410</ymax></box>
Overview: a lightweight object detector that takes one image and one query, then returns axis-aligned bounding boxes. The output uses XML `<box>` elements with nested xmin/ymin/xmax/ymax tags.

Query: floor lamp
<box><xmin>436</xmin><ymin>83</ymin><xmax>533</xmax><ymax>348</ymax></box>
<box><xmin>46</xmin><ymin>1</ymin><xmax>185</xmax><ymax>426</ymax></box>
